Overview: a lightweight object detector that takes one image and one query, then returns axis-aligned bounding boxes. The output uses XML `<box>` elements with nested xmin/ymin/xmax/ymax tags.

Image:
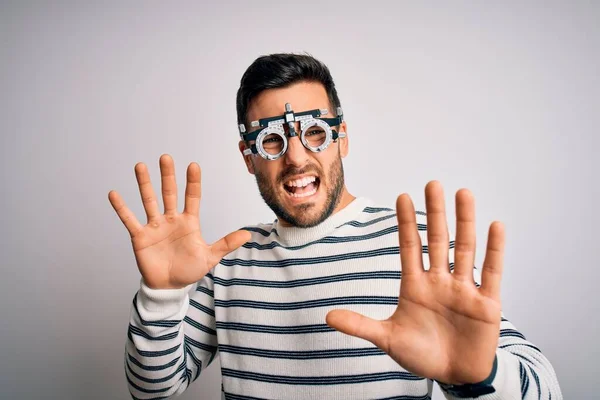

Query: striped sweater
<box><xmin>125</xmin><ymin>197</ymin><xmax>562</xmax><ymax>399</ymax></box>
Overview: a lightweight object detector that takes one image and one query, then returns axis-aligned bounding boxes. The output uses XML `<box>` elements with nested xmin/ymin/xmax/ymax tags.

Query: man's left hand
<box><xmin>326</xmin><ymin>181</ymin><xmax>505</xmax><ymax>385</ymax></box>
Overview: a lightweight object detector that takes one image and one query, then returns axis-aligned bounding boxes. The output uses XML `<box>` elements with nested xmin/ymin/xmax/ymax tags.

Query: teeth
<box><xmin>288</xmin><ymin>186</ymin><xmax>318</xmax><ymax>198</ymax></box>
<box><xmin>286</xmin><ymin>176</ymin><xmax>316</xmax><ymax>188</ymax></box>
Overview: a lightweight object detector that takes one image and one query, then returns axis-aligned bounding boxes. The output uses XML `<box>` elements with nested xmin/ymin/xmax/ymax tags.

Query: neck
<box><xmin>333</xmin><ymin>187</ymin><xmax>356</xmax><ymax>215</ymax></box>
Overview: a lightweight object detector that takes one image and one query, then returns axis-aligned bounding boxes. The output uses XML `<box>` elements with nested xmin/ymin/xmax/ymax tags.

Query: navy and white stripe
<box><xmin>126</xmin><ymin>197</ymin><xmax>562</xmax><ymax>399</ymax></box>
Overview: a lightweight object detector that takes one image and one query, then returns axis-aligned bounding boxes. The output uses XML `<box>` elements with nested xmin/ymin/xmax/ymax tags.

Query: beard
<box><xmin>253</xmin><ymin>151</ymin><xmax>345</xmax><ymax>228</ymax></box>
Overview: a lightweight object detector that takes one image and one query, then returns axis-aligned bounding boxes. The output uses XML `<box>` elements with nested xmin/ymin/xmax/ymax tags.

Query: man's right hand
<box><xmin>108</xmin><ymin>154</ymin><xmax>251</xmax><ymax>290</ymax></box>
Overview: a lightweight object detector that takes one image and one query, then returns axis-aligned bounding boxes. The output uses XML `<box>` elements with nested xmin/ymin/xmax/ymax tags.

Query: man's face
<box><xmin>240</xmin><ymin>81</ymin><xmax>349</xmax><ymax>228</ymax></box>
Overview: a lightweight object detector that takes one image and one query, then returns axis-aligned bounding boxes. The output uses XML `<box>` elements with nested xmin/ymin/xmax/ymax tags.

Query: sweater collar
<box><xmin>272</xmin><ymin>197</ymin><xmax>370</xmax><ymax>246</ymax></box>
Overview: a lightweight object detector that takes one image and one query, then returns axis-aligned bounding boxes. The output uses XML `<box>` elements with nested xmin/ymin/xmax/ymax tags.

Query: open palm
<box><xmin>108</xmin><ymin>154</ymin><xmax>250</xmax><ymax>290</ymax></box>
<box><xmin>327</xmin><ymin>181</ymin><xmax>504</xmax><ymax>385</ymax></box>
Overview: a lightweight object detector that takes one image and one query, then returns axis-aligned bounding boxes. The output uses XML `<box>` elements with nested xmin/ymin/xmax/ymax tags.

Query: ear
<box><xmin>338</xmin><ymin>121</ymin><xmax>349</xmax><ymax>158</ymax></box>
<box><xmin>238</xmin><ymin>140</ymin><xmax>255</xmax><ymax>174</ymax></box>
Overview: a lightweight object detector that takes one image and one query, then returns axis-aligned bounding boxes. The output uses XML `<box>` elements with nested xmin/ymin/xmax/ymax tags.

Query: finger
<box><xmin>453</xmin><ymin>189</ymin><xmax>476</xmax><ymax>281</ymax></box>
<box><xmin>135</xmin><ymin>162</ymin><xmax>161</xmax><ymax>222</ymax></box>
<box><xmin>108</xmin><ymin>190</ymin><xmax>143</xmax><ymax>236</ymax></box>
<box><xmin>183</xmin><ymin>163</ymin><xmax>201</xmax><ymax>216</ymax></box>
<box><xmin>424</xmin><ymin>181</ymin><xmax>450</xmax><ymax>273</ymax></box>
<box><xmin>326</xmin><ymin>310</ymin><xmax>389</xmax><ymax>351</ymax></box>
<box><xmin>160</xmin><ymin>154</ymin><xmax>178</xmax><ymax>214</ymax></box>
<box><xmin>208</xmin><ymin>229</ymin><xmax>252</xmax><ymax>264</ymax></box>
<box><xmin>396</xmin><ymin>193</ymin><xmax>424</xmax><ymax>277</ymax></box>
<box><xmin>479</xmin><ymin>222</ymin><xmax>505</xmax><ymax>301</ymax></box>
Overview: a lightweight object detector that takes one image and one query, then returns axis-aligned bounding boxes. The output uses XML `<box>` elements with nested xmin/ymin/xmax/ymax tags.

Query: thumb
<box><xmin>209</xmin><ymin>229</ymin><xmax>252</xmax><ymax>263</ymax></box>
<box><xmin>326</xmin><ymin>309</ymin><xmax>389</xmax><ymax>349</ymax></box>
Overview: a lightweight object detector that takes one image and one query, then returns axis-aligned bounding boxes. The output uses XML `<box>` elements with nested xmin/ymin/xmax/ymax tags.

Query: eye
<box><xmin>306</xmin><ymin>129</ymin><xmax>325</xmax><ymax>136</ymax></box>
<box><xmin>263</xmin><ymin>136</ymin><xmax>283</xmax><ymax>143</ymax></box>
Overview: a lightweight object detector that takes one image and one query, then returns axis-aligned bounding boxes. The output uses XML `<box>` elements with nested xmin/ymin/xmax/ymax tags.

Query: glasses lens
<box><xmin>304</xmin><ymin>126</ymin><xmax>327</xmax><ymax>148</ymax></box>
<box><xmin>261</xmin><ymin>133</ymin><xmax>285</xmax><ymax>155</ymax></box>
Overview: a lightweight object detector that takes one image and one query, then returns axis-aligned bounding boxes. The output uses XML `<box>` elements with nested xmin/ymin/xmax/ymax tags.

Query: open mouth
<box><xmin>283</xmin><ymin>175</ymin><xmax>320</xmax><ymax>198</ymax></box>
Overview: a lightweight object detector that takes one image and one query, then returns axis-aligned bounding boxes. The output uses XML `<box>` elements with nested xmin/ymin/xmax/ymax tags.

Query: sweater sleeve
<box><xmin>440</xmin><ymin>265</ymin><xmax>563</xmax><ymax>399</ymax></box>
<box><xmin>124</xmin><ymin>271</ymin><xmax>218</xmax><ymax>400</ymax></box>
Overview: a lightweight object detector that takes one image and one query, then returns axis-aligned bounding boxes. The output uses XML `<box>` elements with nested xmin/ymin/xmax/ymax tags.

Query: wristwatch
<box><xmin>437</xmin><ymin>355</ymin><xmax>498</xmax><ymax>398</ymax></box>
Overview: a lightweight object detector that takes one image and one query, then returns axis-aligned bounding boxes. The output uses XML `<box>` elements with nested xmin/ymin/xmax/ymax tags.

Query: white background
<box><xmin>1</xmin><ymin>1</ymin><xmax>598</xmax><ymax>398</ymax></box>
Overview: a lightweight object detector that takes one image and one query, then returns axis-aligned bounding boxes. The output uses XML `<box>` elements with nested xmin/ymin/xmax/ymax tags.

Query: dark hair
<box><xmin>236</xmin><ymin>53</ymin><xmax>342</xmax><ymax>126</ymax></box>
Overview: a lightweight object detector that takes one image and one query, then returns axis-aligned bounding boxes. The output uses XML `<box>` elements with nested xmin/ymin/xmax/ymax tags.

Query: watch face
<box><xmin>439</xmin><ymin>382</ymin><xmax>495</xmax><ymax>397</ymax></box>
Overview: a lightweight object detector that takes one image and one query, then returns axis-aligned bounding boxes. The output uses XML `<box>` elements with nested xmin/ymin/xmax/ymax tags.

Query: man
<box><xmin>109</xmin><ymin>53</ymin><xmax>562</xmax><ymax>399</ymax></box>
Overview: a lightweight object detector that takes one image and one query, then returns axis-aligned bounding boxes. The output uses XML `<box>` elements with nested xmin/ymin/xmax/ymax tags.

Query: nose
<box><xmin>283</xmin><ymin>122</ymin><xmax>310</xmax><ymax>167</ymax></box>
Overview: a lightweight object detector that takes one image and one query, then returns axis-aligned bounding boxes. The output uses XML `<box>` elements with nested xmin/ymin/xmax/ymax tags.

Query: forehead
<box><xmin>247</xmin><ymin>81</ymin><xmax>330</xmax><ymax>122</ymax></box>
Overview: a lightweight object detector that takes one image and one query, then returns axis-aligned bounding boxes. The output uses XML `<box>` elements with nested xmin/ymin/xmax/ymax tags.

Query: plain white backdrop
<box><xmin>1</xmin><ymin>1</ymin><xmax>598</xmax><ymax>399</ymax></box>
